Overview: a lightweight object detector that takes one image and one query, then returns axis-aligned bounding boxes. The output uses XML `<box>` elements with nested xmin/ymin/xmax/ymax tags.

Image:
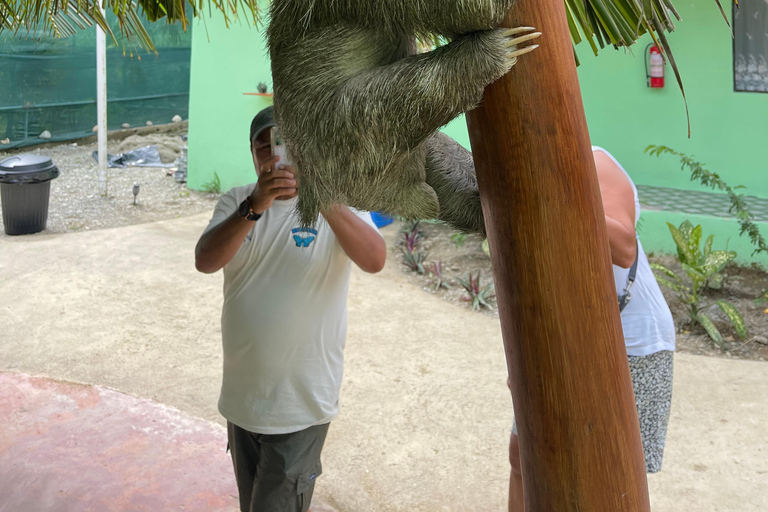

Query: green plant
<box><xmin>651</xmin><ymin>220</ymin><xmax>746</xmax><ymax>347</ymax></box>
<box><xmin>457</xmin><ymin>272</ymin><xmax>495</xmax><ymax>311</ymax></box>
<box><xmin>399</xmin><ymin>220</ymin><xmax>422</xmax><ymax>241</ymax></box>
<box><xmin>646</xmin><ymin>146</ymin><xmax>768</xmax><ymax>257</ymax></box>
<box><xmin>399</xmin><ymin>221</ymin><xmax>427</xmax><ymax>273</ymax></box>
<box><xmin>201</xmin><ymin>172</ymin><xmax>221</xmax><ymax>194</ymax></box>
<box><xmin>428</xmin><ymin>261</ymin><xmax>451</xmax><ymax>291</ymax></box>
<box><xmin>401</xmin><ymin>228</ymin><xmax>420</xmax><ymax>252</ymax></box>
<box><xmin>402</xmin><ymin>249</ymin><xmax>427</xmax><ymax>274</ymax></box>
<box><xmin>450</xmin><ymin>232</ymin><xmax>467</xmax><ymax>248</ymax></box>
<box><xmin>481</xmin><ymin>239</ymin><xmax>490</xmax><ymax>258</ymax></box>
<box><xmin>647</xmin><ymin>145</ymin><xmax>768</xmax><ymax>301</ymax></box>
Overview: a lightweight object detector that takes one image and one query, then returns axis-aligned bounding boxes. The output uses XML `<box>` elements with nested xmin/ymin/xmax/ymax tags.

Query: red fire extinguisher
<box><xmin>646</xmin><ymin>44</ymin><xmax>665</xmax><ymax>88</ymax></box>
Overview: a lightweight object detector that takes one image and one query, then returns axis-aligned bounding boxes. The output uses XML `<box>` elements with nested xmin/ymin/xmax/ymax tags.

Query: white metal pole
<box><xmin>96</xmin><ymin>6</ymin><xmax>108</xmax><ymax>196</ymax></box>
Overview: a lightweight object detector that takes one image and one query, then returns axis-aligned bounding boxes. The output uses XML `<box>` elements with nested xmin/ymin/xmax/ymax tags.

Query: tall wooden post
<box><xmin>465</xmin><ymin>0</ymin><xmax>651</xmax><ymax>510</ymax></box>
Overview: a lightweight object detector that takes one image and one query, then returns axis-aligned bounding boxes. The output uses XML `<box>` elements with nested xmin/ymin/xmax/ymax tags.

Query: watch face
<box><xmin>239</xmin><ymin>199</ymin><xmax>251</xmax><ymax>218</ymax></box>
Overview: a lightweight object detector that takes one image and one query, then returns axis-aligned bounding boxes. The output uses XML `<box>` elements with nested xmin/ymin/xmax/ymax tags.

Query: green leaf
<box><xmin>688</xmin><ymin>224</ymin><xmax>703</xmax><ymax>262</ymax></box>
<box><xmin>702</xmin><ymin>250</ymin><xmax>737</xmax><ymax>275</ymax></box>
<box><xmin>668</xmin><ymin>222</ymin><xmax>694</xmax><ymax>264</ymax></box>
<box><xmin>655</xmin><ymin>276</ymin><xmax>686</xmax><ymax>294</ymax></box>
<box><xmin>707</xmin><ymin>273</ymin><xmax>724</xmax><ymax>290</ymax></box>
<box><xmin>716</xmin><ymin>300</ymin><xmax>747</xmax><ymax>340</ymax></box>
<box><xmin>681</xmin><ymin>262</ymin><xmax>706</xmax><ymax>285</ymax></box>
<box><xmin>482</xmin><ymin>239</ymin><xmax>490</xmax><ymax>258</ymax></box>
<box><xmin>678</xmin><ymin>220</ymin><xmax>695</xmax><ymax>239</ymax></box>
<box><xmin>703</xmin><ymin>234</ymin><xmax>714</xmax><ymax>258</ymax></box>
<box><xmin>650</xmin><ymin>263</ymin><xmax>680</xmax><ymax>281</ymax></box>
<box><xmin>697</xmin><ymin>313</ymin><xmax>724</xmax><ymax>347</ymax></box>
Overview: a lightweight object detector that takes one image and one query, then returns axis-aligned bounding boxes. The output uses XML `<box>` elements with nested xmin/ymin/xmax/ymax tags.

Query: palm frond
<box><xmin>565</xmin><ymin>0</ymin><xmax>730</xmax><ymax>134</ymax></box>
<box><xmin>0</xmin><ymin>0</ymin><xmax>728</xmax><ymax>105</ymax></box>
<box><xmin>0</xmin><ymin>0</ymin><xmax>259</xmax><ymax>51</ymax></box>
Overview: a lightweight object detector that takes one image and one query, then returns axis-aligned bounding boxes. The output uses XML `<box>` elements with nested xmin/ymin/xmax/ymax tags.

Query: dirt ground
<box><xmin>397</xmin><ymin>221</ymin><xmax>768</xmax><ymax>361</ymax></box>
<box><xmin>1</xmin><ymin>215</ymin><xmax>767</xmax><ymax>512</ymax></box>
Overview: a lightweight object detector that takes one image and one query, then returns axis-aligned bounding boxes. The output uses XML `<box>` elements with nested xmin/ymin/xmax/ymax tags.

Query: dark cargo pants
<box><xmin>227</xmin><ymin>422</ymin><xmax>329</xmax><ymax>512</ymax></box>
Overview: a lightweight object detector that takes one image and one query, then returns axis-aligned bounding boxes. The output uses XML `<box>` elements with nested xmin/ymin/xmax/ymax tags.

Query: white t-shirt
<box><xmin>593</xmin><ymin>146</ymin><xmax>676</xmax><ymax>356</ymax></box>
<box><xmin>204</xmin><ymin>184</ymin><xmax>380</xmax><ymax>434</ymax></box>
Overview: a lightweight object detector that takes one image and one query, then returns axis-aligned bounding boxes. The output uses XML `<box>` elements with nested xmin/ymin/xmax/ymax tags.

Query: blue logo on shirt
<box><xmin>292</xmin><ymin>227</ymin><xmax>317</xmax><ymax>248</ymax></box>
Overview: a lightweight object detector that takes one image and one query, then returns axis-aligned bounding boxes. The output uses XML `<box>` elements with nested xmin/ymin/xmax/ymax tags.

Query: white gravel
<box><xmin>0</xmin><ymin>135</ymin><xmax>219</xmax><ymax>236</ymax></box>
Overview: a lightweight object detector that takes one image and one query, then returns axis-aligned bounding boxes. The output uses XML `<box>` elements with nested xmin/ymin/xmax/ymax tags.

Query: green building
<box><xmin>187</xmin><ymin>1</ymin><xmax>768</xmax><ymax>265</ymax></box>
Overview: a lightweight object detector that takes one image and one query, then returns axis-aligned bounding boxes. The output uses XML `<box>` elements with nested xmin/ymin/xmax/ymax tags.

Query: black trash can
<box><xmin>0</xmin><ymin>154</ymin><xmax>60</xmax><ymax>235</ymax></box>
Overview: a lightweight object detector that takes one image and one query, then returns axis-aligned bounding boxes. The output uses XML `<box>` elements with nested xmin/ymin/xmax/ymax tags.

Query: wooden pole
<box><xmin>465</xmin><ymin>0</ymin><xmax>651</xmax><ymax>510</ymax></box>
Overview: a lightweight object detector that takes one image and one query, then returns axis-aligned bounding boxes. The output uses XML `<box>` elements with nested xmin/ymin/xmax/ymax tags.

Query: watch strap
<box><xmin>239</xmin><ymin>198</ymin><xmax>262</xmax><ymax>222</ymax></box>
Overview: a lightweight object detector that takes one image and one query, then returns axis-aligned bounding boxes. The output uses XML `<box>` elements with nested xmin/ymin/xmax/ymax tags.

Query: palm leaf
<box><xmin>0</xmin><ymin>0</ymin><xmax>259</xmax><ymax>51</ymax></box>
<box><xmin>4</xmin><ymin>0</ymin><xmax>724</xmax><ymax>55</ymax></box>
<box><xmin>1</xmin><ymin>0</ymin><xmax>729</xmax><ymax>118</ymax></box>
<box><xmin>716</xmin><ymin>300</ymin><xmax>747</xmax><ymax>340</ymax></box>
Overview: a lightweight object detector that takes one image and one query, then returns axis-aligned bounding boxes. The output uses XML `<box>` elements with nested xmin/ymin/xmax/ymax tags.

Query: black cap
<box><xmin>250</xmin><ymin>106</ymin><xmax>276</xmax><ymax>144</ymax></box>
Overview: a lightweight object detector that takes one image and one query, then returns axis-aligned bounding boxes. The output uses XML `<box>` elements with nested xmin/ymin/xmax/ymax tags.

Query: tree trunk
<box><xmin>465</xmin><ymin>0</ymin><xmax>651</xmax><ymax>510</ymax></box>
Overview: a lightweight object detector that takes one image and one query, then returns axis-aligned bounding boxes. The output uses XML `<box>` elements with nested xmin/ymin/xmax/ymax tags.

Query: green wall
<box><xmin>187</xmin><ymin>1</ymin><xmax>767</xmax><ymax>265</ymax></box>
<box><xmin>187</xmin><ymin>9</ymin><xmax>271</xmax><ymax>193</ymax></box>
<box><xmin>576</xmin><ymin>1</ymin><xmax>767</xmax><ymax>198</ymax></box>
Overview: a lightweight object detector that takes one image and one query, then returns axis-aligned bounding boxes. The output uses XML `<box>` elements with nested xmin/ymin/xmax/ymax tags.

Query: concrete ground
<box><xmin>0</xmin><ymin>373</ymin><xmax>239</xmax><ymax>512</ymax></box>
<box><xmin>0</xmin><ymin>214</ymin><xmax>766</xmax><ymax>512</ymax></box>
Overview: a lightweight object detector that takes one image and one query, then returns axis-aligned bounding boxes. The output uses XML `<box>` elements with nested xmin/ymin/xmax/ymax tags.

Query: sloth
<box><xmin>267</xmin><ymin>0</ymin><xmax>539</xmax><ymax>233</ymax></box>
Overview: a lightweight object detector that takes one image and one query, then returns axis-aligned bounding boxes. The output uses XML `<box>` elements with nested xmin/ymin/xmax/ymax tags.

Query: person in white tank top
<box><xmin>508</xmin><ymin>147</ymin><xmax>676</xmax><ymax>511</ymax></box>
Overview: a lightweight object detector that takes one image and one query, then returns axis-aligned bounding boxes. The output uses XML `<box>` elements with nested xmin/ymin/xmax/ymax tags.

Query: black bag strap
<box><xmin>618</xmin><ymin>240</ymin><xmax>640</xmax><ymax>313</ymax></box>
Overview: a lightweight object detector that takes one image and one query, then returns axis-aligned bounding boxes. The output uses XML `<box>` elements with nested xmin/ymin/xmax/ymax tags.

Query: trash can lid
<box><xmin>0</xmin><ymin>154</ymin><xmax>59</xmax><ymax>184</ymax></box>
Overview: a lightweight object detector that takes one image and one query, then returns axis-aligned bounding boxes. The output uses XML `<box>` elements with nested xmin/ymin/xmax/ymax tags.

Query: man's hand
<box><xmin>248</xmin><ymin>153</ymin><xmax>298</xmax><ymax>214</ymax></box>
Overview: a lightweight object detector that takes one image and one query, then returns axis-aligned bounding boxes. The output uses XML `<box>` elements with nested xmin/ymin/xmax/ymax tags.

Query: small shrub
<box><xmin>399</xmin><ymin>220</ymin><xmax>427</xmax><ymax>274</ymax></box>
<box><xmin>402</xmin><ymin>249</ymin><xmax>427</xmax><ymax>274</ymax></box>
<box><xmin>647</xmin><ymin>146</ymin><xmax>768</xmax><ymax>301</ymax></box>
<box><xmin>428</xmin><ymin>261</ymin><xmax>451</xmax><ymax>291</ymax></box>
<box><xmin>402</xmin><ymin>229</ymin><xmax>421</xmax><ymax>253</ymax></box>
<box><xmin>457</xmin><ymin>271</ymin><xmax>495</xmax><ymax>311</ymax></box>
<box><xmin>399</xmin><ymin>220</ymin><xmax>422</xmax><ymax>240</ymax></box>
<box><xmin>651</xmin><ymin>220</ymin><xmax>747</xmax><ymax>347</ymax></box>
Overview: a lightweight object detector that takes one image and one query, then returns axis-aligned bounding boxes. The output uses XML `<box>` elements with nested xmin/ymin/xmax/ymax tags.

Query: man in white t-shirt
<box><xmin>195</xmin><ymin>106</ymin><xmax>386</xmax><ymax>512</ymax></box>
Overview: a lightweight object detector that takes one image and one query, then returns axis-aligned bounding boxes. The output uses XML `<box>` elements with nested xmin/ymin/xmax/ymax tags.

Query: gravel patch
<box><xmin>0</xmin><ymin>135</ymin><xmax>219</xmax><ymax>236</ymax></box>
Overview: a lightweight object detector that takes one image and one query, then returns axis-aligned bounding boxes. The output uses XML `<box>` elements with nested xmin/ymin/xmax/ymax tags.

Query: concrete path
<box><xmin>1</xmin><ymin>215</ymin><xmax>766</xmax><ymax>512</ymax></box>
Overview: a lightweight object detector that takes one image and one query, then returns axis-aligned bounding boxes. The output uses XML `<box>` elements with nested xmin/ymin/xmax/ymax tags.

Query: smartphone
<box><xmin>269</xmin><ymin>127</ymin><xmax>292</xmax><ymax>169</ymax></box>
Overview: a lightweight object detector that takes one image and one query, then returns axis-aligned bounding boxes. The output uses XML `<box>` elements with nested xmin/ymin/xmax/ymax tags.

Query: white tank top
<box><xmin>593</xmin><ymin>146</ymin><xmax>676</xmax><ymax>356</ymax></box>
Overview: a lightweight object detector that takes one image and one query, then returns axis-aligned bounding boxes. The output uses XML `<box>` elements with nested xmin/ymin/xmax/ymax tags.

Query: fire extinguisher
<box><xmin>645</xmin><ymin>44</ymin><xmax>665</xmax><ymax>88</ymax></box>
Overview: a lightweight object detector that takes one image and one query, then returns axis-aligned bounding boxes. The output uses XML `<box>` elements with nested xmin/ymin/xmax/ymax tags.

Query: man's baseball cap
<box><xmin>249</xmin><ymin>106</ymin><xmax>276</xmax><ymax>144</ymax></box>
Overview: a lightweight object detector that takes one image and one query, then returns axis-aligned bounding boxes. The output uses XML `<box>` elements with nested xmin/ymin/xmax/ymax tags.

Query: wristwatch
<box><xmin>239</xmin><ymin>198</ymin><xmax>262</xmax><ymax>222</ymax></box>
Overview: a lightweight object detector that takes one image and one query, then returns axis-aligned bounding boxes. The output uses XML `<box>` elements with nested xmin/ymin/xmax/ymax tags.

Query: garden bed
<box><xmin>393</xmin><ymin>221</ymin><xmax>768</xmax><ymax>362</ymax></box>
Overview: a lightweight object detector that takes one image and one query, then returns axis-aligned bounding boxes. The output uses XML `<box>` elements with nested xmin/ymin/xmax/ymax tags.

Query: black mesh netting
<box><xmin>0</xmin><ymin>11</ymin><xmax>191</xmax><ymax>149</ymax></box>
